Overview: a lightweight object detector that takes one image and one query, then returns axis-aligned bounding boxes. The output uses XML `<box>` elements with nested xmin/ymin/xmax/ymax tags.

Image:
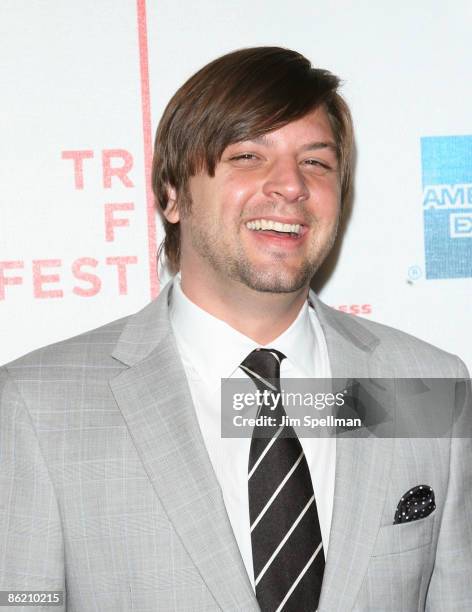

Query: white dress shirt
<box><xmin>169</xmin><ymin>276</ymin><xmax>336</xmax><ymax>588</ymax></box>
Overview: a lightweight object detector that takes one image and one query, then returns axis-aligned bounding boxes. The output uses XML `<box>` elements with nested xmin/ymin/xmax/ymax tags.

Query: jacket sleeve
<box><xmin>425</xmin><ymin>357</ymin><xmax>472</xmax><ymax>610</ymax></box>
<box><xmin>0</xmin><ymin>367</ymin><xmax>66</xmax><ymax>611</ymax></box>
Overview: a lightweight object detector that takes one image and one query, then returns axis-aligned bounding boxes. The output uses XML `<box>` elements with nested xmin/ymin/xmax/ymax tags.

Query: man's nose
<box><xmin>262</xmin><ymin>158</ymin><xmax>309</xmax><ymax>203</ymax></box>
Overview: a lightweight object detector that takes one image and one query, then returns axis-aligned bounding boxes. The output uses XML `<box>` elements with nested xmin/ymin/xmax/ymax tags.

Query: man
<box><xmin>0</xmin><ymin>47</ymin><xmax>470</xmax><ymax>611</ymax></box>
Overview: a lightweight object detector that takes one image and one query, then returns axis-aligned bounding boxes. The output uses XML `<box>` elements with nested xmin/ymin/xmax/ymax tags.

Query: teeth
<box><xmin>246</xmin><ymin>219</ymin><xmax>301</xmax><ymax>235</ymax></box>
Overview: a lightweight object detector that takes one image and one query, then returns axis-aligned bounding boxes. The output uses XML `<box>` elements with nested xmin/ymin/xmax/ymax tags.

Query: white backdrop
<box><xmin>1</xmin><ymin>0</ymin><xmax>471</xmax><ymax>369</ymax></box>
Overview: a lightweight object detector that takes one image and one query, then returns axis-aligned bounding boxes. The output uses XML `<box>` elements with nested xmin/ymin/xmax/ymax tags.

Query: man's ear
<box><xmin>163</xmin><ymin>185</ymin><xmax>180</xmax><ymax>223</ymax></box>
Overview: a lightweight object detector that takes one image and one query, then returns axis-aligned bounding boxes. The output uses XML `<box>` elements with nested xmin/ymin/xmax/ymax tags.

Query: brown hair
<box><xmin>152</xmin><ymin>46</ymin><xmax>354</xmax><ymax>274</ymax></box>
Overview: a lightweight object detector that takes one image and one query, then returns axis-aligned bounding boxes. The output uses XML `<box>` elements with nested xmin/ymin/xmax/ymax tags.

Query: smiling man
<box><xmin>1</xmin><ymin>47</ymin><xmax>471</xmax><ymax>612</ymax></box>
<box><xmin>164</xmin><ymin>108</ymin><xmax>340</xmax><ymax>341</ymax></box>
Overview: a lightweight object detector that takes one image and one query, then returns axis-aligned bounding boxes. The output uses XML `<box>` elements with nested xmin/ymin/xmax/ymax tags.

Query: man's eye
<box><xmin>229</xmin><ymin>153</ymin><xmax>258</xmax><ymax>161</ymax></box>
<box><xmin>303</xmin><ymin>159</ymin><xmax>331</xmax><ymax>170</ymax></box>
<box><xmin>303</xmin><ymin>159</ymin><xmax>333</xmax><ymax>175</ymax></box>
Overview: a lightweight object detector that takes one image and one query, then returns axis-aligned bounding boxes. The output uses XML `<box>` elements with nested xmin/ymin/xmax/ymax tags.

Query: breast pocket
<box><xmin>354</xmin><ymin>516</ymin><xmax>436</xmax><ymax>610</ymax></box>
<box><xmin>372</xmin><ymin>514</ymin><xmax>435</xmax><ymax>556</ymax></box>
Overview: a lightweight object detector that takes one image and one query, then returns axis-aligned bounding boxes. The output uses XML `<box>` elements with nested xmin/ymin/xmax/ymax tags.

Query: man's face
<box><xmin>168</xmin><ymin>107</ymin><xmax>341</xmax><ymax>294</ymax></box>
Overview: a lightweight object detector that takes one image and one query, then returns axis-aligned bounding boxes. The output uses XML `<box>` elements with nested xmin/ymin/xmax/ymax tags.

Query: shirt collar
<box><xmin>169</xmin><ymin>276</ymin><xmax>316</xmax><ymax>389</ymax></box>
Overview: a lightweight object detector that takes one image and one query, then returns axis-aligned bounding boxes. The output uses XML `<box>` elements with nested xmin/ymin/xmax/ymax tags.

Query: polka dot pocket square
<box><xmin>394</xmin><ymin>485</ymin><xmax>436</xmax><ymax>524</ymax></box>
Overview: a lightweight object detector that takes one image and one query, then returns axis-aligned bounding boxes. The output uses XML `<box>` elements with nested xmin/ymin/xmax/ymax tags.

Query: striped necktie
<box><xmin>240</xmin><ymin>348</ymin><xmax>325</xmax><ymax>612</ymax></box>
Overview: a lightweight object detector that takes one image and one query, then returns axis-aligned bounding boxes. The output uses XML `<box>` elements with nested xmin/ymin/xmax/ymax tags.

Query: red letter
<box><xmin>104</xmin><ymin>203</ymin><xmax>134</xmax><ymax>242</ymax></box>
<box><xmin>102</xmin><ymin>149</ymin><xmax>134</xmax><ymax>188</ymax></box>
<box><xmin>0</xmin><ymin>261</ymin><xmax>24</xmax><ymax>300</ymax></box>
<box><xmin>33</xmin><ymin>259</ymin><xmax>63</xmax><ymax>298</ymax></box>
<box><xmin>72</xmin><ymin>257</ymin><xmax>101</xmax><ymax>297</ymax></box>
<box><xmin>106</xmin><ymin>256</ymin><xmax>138</xmax><ymax>295</ymax></box>
<box><xmin>61</xmin><ymin>150</ymin><xmax>94</xmax><ymax>189</ymax></box>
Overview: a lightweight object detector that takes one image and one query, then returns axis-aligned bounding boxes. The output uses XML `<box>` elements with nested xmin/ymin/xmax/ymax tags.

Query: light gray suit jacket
<box><xmin>1</xmin><ymin>279</ymin><xmax>471</xmax><ymax>611</ymax></box>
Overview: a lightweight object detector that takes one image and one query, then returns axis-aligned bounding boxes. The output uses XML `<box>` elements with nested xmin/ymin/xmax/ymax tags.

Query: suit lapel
<box><xmin>109</xmin><ymin>282</ymin><xmax>258</xmax><ymax>612</ymax></box>
<box><xmin>312</xmin><ymin>294</ymin><xmax>394</xmax><ymax>611</ymax></box>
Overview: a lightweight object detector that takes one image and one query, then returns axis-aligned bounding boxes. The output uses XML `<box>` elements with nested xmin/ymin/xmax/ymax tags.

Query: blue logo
<box><xmin>421</xmin><ymin>135</ymin><xmax>472</xmax><ymax>279</ymax></box>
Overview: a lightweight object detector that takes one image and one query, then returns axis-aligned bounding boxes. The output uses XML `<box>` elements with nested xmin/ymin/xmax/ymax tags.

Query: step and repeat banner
<box><xmin>1</xmin><ymin>0</ymin><xmax>471</xmax><ymax>369</ymax></box>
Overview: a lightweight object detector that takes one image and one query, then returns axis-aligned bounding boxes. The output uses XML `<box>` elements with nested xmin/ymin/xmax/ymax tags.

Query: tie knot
<box><xmin>240</xmin><ymin>348</ymin><xmax>286</xmax><ymax>384</ymax></box>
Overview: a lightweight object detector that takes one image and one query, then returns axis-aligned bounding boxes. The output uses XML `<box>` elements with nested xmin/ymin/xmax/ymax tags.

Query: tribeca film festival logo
<box><xmin>421</xmin><ymin>135</ymin><xmax>472</xmax><ymax>280</ymax></box>
<box><xmin>1</xmin><ymin>149</ymin><xmax>139</xmax><ymax>300</ymax></box>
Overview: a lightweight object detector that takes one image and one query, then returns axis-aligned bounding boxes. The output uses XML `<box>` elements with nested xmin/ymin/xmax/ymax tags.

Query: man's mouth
<box><xmin>245</xmin><ymin>219</ymin><xmax>303</xmax><ymax>238</ymax></box>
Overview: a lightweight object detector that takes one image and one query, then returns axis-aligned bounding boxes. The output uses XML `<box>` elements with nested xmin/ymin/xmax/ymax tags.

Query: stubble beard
<box><xmin>189</xmin><ymin>217</ymin><xmax>338</xmax><ymax>294</ymax></box>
